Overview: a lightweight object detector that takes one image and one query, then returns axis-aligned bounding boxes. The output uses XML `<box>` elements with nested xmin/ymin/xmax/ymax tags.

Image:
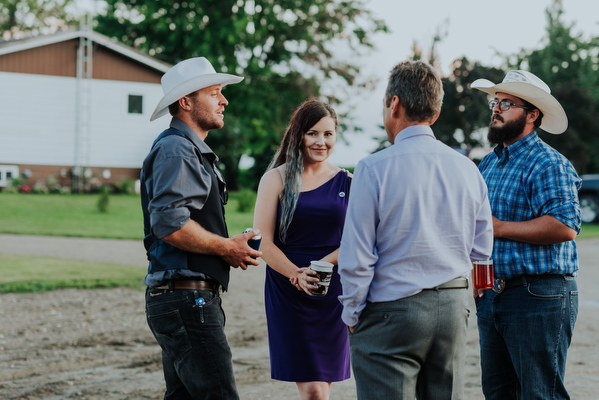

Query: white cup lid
<box><xmin>310</xmin><ymin>260</ymin><xmax>334</xmax><ymax>270</ymax></box>
<box><xmin>310</xmin><ymin>261</ymin><xmax>335</xmax><ymax>268</ymax></box>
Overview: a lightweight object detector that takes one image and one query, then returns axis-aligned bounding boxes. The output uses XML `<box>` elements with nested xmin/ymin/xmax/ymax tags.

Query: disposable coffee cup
<box><xmin>308</xmin><ymin>261</ymin><xmax>334</xmax><ymax>296</ymax></box>
<box><xmin>472</xmin><ymin>259</ymin><xmax>494</xmax><ymax>289</ymax></box>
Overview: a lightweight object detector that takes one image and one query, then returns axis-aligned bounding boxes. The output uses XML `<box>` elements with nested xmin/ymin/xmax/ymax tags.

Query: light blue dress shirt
<box><xmin>338</xmin><ymin>125</ymin><xmax>493</xmax><ymax>327</ymax></box>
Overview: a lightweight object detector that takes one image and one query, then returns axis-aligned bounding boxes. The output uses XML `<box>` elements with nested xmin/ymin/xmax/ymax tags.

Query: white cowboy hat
<box><xmin>150</xmin><ymin>57</ymin><xmax>244</xmax><ymax>121</ymax></box>
<box><xmin>471</xmin><ymin>70</ymin><xmax>567</xmax><ymax>134</ymax></box>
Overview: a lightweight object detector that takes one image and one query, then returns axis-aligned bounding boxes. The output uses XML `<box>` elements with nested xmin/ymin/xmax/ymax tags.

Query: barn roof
<box><xmin>0</xmin><ymin>27</ymin><xmax>171</xmax><ymax>74</ymax></box>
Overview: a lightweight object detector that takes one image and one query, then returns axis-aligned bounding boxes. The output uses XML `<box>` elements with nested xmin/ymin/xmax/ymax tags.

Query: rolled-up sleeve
<box><xmin>149</xmin><ymin>138</ymin><xmax>213</xmax><ymax>239</ymax></box>
<box><xmin>338</xmin><ymin>161</ymin><xmax>380</xmax><ymax>327</ymax></box>
<box><xmin>470</xmin><ymin>180</ymin><xmax>494</xmax><ymax>261</ymax></box>
<box><xmin>531</xmin><ymin>162</ymin><xmax>582</xmax><ymax>233</ymax></box>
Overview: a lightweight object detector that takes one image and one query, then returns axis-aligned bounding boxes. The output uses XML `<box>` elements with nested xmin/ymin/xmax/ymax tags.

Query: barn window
<box><xmin>128</xmin><ymin>95</ymin><xmax>143</xmax><ymax>114</ymax></box>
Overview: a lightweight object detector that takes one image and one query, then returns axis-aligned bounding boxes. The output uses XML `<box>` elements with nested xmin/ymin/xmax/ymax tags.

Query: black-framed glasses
<box><xmin>213</xmin><ymin>164</ymin><xmax>228</xmax><ymax>205</ymax></box>
<box><xmin>489</xmin><ymin>100</ymin><xmax>529</xmax><ymax>111</ymax></box>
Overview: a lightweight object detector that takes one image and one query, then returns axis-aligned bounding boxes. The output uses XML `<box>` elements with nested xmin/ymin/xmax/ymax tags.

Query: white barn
<box><xmin>0</xmin><ymin>27</ymin><xmax>171</xmax><ymax>191</ymax></box>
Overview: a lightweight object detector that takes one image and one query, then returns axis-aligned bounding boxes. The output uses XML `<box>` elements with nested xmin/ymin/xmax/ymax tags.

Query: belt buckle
<box><xmin>493</xmin><ymin>279</ymin><xmax>505</xmax><ymax>293</ymax></box>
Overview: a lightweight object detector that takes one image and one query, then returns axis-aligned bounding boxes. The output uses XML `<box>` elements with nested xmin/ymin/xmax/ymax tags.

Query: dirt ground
<box><xmin>1</xmin><ymin>235</ymin><xmax>598</xmax><ymax>399</ymax></box>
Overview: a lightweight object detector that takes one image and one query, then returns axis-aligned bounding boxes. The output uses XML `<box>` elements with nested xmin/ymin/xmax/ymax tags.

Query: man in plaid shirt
<box><xmin>473</xmin><ymin>70</ymin><xmax>581</xmax><ymax>400</ymax></box>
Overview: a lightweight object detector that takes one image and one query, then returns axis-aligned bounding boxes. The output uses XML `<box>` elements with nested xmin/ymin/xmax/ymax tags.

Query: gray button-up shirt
<box><xmin>143</xmin><ymin>118</ymin><xmax>218</xmax><ymax>286</ymax></box>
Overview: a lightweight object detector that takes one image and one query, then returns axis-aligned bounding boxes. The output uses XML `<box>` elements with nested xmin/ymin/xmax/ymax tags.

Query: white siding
<box><xmin>0</xmin><ymin>71</ymin><xmax>170</xmax><ymax>169</ymax></box>
<box><xmin>87</xmin><ymin>79</ymin><xmax>169</xmax><ymax>168</ymax></box>
<box><xmin>0</xmin><ymin>72</ymin><xmax>78</xmax><ymax>165</ymax></box>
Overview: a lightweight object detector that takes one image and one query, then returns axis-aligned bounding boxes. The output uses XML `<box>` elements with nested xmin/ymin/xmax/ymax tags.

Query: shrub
<box><xmin>97</xmin><ymin>186</ymin><xmax>110</xmax><ymax>213</ymax></box>
<box><xmin>2</xmin><ymin>177</ymin><xmax>22</xmax><ymax>193</ymax></box>
<box><xmin>113</xmin><ymin>178</ymin><xmax>138</xmax><ymax>195</ymax></box>
<box><xmin>31</xmin><ymin>181</ymin><xmax>49</xmax><ymax>194</ymax></box>
<box><xmin>45</xmin><ymin>175</ymin><xmax>62</xmax><ymax>193</ymax></box>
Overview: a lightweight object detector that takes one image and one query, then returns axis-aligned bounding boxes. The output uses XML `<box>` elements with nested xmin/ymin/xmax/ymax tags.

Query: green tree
<box><xmin>374</xmin><ymin>41</ymin><xmax>505</xmax><ymax>153</ymax></box>
<box><xmin>434</xmin><ymin>58</ymin><xmax>504</xmax><ymax>149</ymax></box>
<box><xmin>94</xmin><ymin>0</ymin><xmax>387</xmax><ymax>189</ymax></box>
<box><xmin>411</xmin><ymin>0</ymin><xmax>599</xmax><ymax>176</ymax></box>
<box><xmin>508</xmin><ymin>0</ymin><xmax>599</xmax><ymax>174</ymax></box>
<box><xmin>0</xmin><ymin>0</ymin><xmax>76</xmax><ymax>39</ymax></box>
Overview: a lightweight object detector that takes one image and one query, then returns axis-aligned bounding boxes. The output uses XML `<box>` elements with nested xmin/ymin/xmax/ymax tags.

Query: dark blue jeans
<box><xmin>475</xmin><ymin>275</ymin><xmax>578</xmax><ymax>400</ymax></box>
<box><xmin>146</xmin><ymin>287</ymin><xmax>239</xmax><ymax>400</ymax></box>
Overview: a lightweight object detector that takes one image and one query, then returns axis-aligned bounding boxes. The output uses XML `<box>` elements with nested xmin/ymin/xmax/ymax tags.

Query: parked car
<box><xmin>579</xmin><ymin>174</ymin><xmax>599</xmax><ymax>224</ymax></box>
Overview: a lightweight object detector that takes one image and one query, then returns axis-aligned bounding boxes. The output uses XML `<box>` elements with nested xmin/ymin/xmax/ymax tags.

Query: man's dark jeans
<box><xmin>476</xmin><ymin>275</ymin><xmax>578</xmax><ymax>399</ymax></box>
<box><xmin>146</xmin><ymin>287</ymin><xmax>239</xmax><ymax>400</ymax></box>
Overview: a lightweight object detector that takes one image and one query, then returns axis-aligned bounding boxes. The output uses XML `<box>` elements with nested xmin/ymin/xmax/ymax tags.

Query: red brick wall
<box><xmin>4</xmin><ymin>164</ymin><xmax>141</xmax><ymax>190</ymax></box>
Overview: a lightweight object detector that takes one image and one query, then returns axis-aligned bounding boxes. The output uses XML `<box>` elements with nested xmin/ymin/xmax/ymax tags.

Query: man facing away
<box><xmin>473</xmin><ymin>70</ymin><xmax>581</xmax><ymax>399</ymax></box>
<box><xmin>338</xmin><ymin>60</ymin><xmax>494</xmax><ymax>399</ymax></box>
<box><xmin>140</xmin><ymin>57</ymin><xmax>262</xmax><ymax>399</ymax></box>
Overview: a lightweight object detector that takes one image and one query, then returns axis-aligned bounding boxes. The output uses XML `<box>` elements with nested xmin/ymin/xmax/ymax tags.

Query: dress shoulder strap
<box><xmin>276</xmin><ymin>166</ymin><xmax>285</xmax><ymax>183</ymax></box>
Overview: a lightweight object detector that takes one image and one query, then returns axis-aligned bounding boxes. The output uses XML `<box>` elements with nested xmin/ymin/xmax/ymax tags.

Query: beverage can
<box><xmin>244</xmin><ymin>228</ymin><xmax>261</xmax><ymax>252</ymax></box>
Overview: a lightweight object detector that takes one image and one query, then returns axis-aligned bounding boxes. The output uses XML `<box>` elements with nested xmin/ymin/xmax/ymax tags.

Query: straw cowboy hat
<box><xmin>471</xmin><ymin>70</ymin><xmax>567</xmax><ymax>134</ymax></box>
<box><xmin>150</xmin><ymin>57</ymin><xmax>244</xmax><ymax>121</ymax></box>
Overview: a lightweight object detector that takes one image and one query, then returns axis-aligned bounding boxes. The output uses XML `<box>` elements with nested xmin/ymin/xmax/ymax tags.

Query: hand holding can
<box><xmin>244</xmin><ymin>228</ymin><xmax>261</xmax><ymax>257</ymax></box>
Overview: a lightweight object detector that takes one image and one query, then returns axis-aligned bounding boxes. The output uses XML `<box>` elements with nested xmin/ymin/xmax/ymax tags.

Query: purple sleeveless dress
<box><xmin>265</xmin><ymin>170</ymin><xmax>351</xmax><ymax>382</ymax></box>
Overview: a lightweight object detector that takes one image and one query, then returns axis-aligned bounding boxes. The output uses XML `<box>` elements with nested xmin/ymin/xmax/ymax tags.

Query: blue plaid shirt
<box><xmin>478</xmin><ymin>132</ymin><xmax>581</xmax><ymax>279</ymax></box>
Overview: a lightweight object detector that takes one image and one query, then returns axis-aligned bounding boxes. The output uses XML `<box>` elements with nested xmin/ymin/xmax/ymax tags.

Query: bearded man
<box><xmin>473</xmin><ymin>70</ymin><xmax>581</xmax><ymax>400</ymax></box>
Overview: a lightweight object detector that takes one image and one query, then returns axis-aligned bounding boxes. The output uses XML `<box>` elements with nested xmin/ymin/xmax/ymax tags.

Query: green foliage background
<box><xmin>431</xmin><ymin>2</ymin><xmax>599</xmax><ymax>174</ymax></box>
<box><xmin>93</xmin><ymin>0</ymin><xmax>388</xmax><ymax>189</ymax></box>
<box><xmin>1</xmin><ymin>1</ymin><xmax>598</xmax><ymax>177</ymax></box>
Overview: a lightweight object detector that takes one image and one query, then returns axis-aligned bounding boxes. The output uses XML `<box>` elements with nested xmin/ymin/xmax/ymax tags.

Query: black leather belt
<box><xmin>154</xmin><ymin>280</ymin><xmax>219</xmax><ymax>292</ymax></box>
<box><xmin>494</xmin><ymin>274</ymin><xmax>571</xmax><ymax>293</ymax></box>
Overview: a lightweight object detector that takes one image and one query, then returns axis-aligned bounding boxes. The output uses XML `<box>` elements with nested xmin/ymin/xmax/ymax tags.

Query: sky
<box><xmin>75</xmin><ymin>0</ymin><xmax>599</xmax><ymax>168</ymax></box>
<box><xmin>326</xmin><ymin>0</ymin><xmax>599</xmax><ymax>167</ymax></box>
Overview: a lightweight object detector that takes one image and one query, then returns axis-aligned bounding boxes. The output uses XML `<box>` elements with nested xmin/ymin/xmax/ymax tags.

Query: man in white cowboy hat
<box><xmin>472</xmin><ymin>70</ymin><xmax>581</xmax><ymax>399</ymax></box>
<box><xmin>140</xmin><ymin>57</ymin><xmax>262</xmax><ymax>399</ymax></box>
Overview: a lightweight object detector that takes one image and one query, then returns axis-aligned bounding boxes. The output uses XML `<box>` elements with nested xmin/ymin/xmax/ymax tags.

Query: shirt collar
<box><xmin>493</xmin><ymin>131</ymin><xmax>538</xmax><ymax>161</ymax></box>
<box><xmin>169</xmin><ymin>117</ymin><xmax>219</xmax><ymax>163</ymax></box>
<box><xmin>394</xmin><ymin>124</ymin><xmax>436</xmax><ymax>143</ymax></box>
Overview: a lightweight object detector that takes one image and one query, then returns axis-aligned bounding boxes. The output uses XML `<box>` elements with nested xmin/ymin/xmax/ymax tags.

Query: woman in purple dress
<box><xmin>254</xmin><ymin>99</ymin><xmax>351</xmax><ymax>399</ymax></box>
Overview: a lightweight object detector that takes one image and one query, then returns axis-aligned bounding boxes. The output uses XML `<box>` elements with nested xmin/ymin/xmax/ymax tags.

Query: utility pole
<box><xmin>73</xmin><ymin>14</ymin><xmax>93</xmax><ymax>193</ymax></box>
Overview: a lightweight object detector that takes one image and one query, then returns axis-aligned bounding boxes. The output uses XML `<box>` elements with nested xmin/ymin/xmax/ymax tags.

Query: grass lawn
<box><xmin>0</xmin><ymin>191</ymin><xmax>255</xmax><ymax>293</ymax></box>
<box><xmin>578</xmin><ymin>223</ymin><xmax>599</xmax><ymax>239</ymax></box>
<box><xmin>0</xmin><ymin>193</ymin><xmax>253</xmax><ymax>293</ymax></box>
<box><xmin>0</xmin><ymin>192</ymin><xmax>254</xmax><ymax>240</ymax></box>
<box><xmin>1</xmin><ymin>191</ymin><xmax>596</xmax><ymax>240</ymax></box>
<box><xmin>1</xmin><ymin>192</ymin><xmax>597</xmax><ymax>293</ymax></box>
<box><xmin>0</xmin><ymin>253</ymin><xmax>145</xmax><ymax>293</ymax></box>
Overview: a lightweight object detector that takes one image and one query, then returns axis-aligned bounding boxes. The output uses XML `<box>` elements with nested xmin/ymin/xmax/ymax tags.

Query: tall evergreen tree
<box><xmin>509</xmin><ymin>0</ymin><xmax>599</xmax><ymax>174</ymax></box>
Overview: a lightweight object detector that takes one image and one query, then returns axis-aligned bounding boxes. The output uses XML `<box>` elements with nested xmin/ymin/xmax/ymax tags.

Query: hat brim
<box><xmin>150</xmin><ymin>73</ymin><xmax>244</xmax><ymax>121</ymax></box>
<box><xmin>472</xmin><ymin>79</ymin><xmax>568</xmax><ymax>134</ymax></box>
